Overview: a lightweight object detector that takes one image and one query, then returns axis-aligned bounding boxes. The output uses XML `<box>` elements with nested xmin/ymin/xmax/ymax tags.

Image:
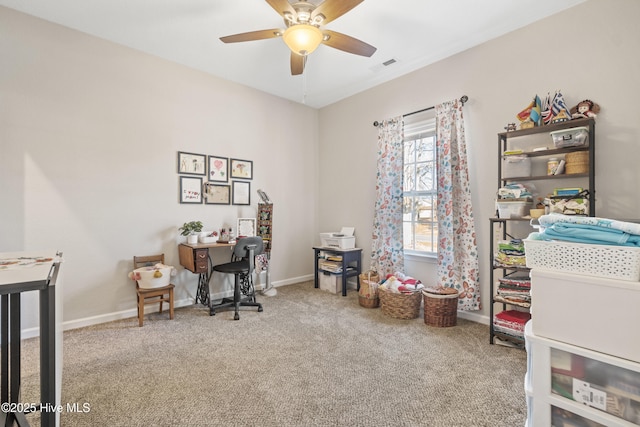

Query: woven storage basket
<box><xmin>358</xmin><ymin>270</ymin><xmax>380</xmax><ymax>308</ymax></box>
<box><xmin>565</xmin><ymin>151</ymin><xmax>589</xmax><ymax>174</ymax></box>
<box><xmin>565</xmin><ymin>161</ymin><xmax>589</xmax><ymax>174</ymax></box>
<box><xmin>524</xmin><ymin>238</ymin><xmax>640</xmax><ymax>282</ymax></box>
<box><xmin>423</xmin><ymin>287</ymin><xmax>459</xmax><ymax>327</ymax></box>
<box><xmin>378</xmin><ymin>287</ymin><xmax>422</xmax><ymax>319</ymax></box>
<box><xmin>565</xmin><ymin>151</ymin><xmax>588</xmax><ymax>163</ymax></box>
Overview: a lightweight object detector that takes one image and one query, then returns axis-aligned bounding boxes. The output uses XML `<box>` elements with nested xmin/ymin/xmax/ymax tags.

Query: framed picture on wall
<box><xmin>177</xmin><ymin>151</ymin><xmax>206</xmax><ymax>176</ymax></box>
<box><xmin>208</xmin><ymin>155</ymin><xmax>228</xmax><ymax>182</ymax></box>
<box><xmin>204</xmin><ymin>183</ymin><xmax>230</xmax><ymax>205</ymax></box>
<box><xmin>232</xmin><ymin>181</ymin><xmax>250</xmax><ymax>205</ymax></box>
<box><xmin>230</xmin><ymin>158</ymin><xmax>253</xmax><ymax>180</ymax></box>
<box><xmin>180</xmin><ymin>176</ymin><xmax>203</xmax><ymax>204</ymax></box>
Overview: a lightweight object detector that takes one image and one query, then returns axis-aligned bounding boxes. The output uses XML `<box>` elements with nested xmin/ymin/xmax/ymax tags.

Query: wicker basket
<box><xmin>358</xmin><ymin>270</ymin><xmax>380</xmax><ymax>308</ymax></box>
<box><xmin>423</xmin><ymin>287</ymin><xmax>459</xmax><ymax>327</ymax></box>
<box><xmin>565</xmin><ymin>151</ymin><xmax>589</xmax><ymax>174</ymax></box>
<box><xmin>378</xmin><ymin>287</ymin><xmax>422</xmax><ymax>319</ymax></box>
<box><xmin>565</xmin><ymin>151</ymin><xmax>588</xmax><ymax>163</ymax></box>
<box><xmin>565</xmin><ymin>161</ymin><xmax>589</xmax><ymax>174</ymax></box>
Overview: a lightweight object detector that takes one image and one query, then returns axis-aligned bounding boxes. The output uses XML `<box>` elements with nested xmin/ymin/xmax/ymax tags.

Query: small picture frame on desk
<box><xmin>237</xmin><ymin>218</ymin><xmax>257</xmax><ymax>237</ymax></box>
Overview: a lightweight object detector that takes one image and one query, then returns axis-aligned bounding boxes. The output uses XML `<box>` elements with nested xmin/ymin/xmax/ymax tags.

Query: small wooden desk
<box><xmin>313</xmin><ymin>247</ymin><xmax>362</xmax><ymax>296</ymax></box>
<box><xmin>178</xmin><ymin>242</ymin><xmax>234</xmax><ymax>305</ymax></box>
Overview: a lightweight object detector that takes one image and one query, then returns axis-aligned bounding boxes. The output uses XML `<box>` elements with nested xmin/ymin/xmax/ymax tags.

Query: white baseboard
<box><xmin>457</xmin><ymin>310</ymin><xmax>490</xmax><ymax>325</ymax></box>
<box><xmin>20</xmin><ymin>297</ymin><xmax>196</xmax><ymax>339</ymax></box>
<box><xmin>21</xmin><ymin>274</ymin><xmax>486</xmax><ymax>338</ymax></box>
<box><xmin>21</xmin><ymin>275</ymin><xmax>316</xmax><ymax>338</ymax></box>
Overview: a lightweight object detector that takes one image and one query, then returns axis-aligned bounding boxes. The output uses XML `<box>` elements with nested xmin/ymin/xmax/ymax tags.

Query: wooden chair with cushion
<box><xmin>132</xmin><ymin>254</ymin><xmax>175</xmax><ymax>327</ymax></box>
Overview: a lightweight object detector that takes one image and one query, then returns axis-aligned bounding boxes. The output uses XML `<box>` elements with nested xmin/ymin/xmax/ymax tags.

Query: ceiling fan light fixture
<box><xmin>283</xmin><ymin>24</ymin><xmax>323</xmax><ymax>56</ymax></box>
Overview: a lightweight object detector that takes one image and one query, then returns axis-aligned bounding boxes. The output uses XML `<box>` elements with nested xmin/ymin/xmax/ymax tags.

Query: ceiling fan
<box><xmin>219</xmin><ymin>0</ymin><xmax>377</xmax><ymax>76</ymax></box>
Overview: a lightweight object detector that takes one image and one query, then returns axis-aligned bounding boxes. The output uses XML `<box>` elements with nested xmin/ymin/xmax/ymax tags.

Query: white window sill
<box><xmin>404</xmin><ymin>251</ymin><xmax>437</xmax><ymax>263</ymax></box>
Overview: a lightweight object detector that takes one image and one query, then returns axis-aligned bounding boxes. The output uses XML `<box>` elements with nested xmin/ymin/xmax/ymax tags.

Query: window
<box><xmin>403</xmin><ymin>117</ymin><xmax>437</xmax><ymax>255</ymax></box>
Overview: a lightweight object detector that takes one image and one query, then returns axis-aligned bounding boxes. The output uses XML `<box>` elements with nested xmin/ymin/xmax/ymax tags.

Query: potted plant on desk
<box><xmin>179</xmin><ymin>221</ymin><xmax>203</xmax><ymax>244</ymax></box>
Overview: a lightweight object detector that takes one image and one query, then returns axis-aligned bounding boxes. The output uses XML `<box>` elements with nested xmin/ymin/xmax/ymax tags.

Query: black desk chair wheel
<box><xmin>210</xmin><ymin>236</ymin><xmax>264</xmax><ymax>320</ymax></box>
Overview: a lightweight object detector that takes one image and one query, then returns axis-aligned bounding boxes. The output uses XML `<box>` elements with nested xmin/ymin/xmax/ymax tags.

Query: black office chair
<box><xmin>210</xmin><ymin>236</ymin><xmax>264</xmax><ymax>320</ymax></box>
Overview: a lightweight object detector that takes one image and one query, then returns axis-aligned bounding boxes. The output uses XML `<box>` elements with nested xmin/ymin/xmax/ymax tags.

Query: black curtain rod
<box><xmin>373</xmin><ymin>95</ymin><xmax>468</xmax><ymax>127</ymax></box>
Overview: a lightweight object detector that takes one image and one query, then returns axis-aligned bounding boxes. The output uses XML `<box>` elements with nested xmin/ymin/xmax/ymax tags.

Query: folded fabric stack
<box><xmin>532</xmin><ymin>214</ymin><xmax>640</xmax><ymax>247</ymax></box>
<box><xmin>497</xmin><ymin>183</ymin><xmax>533</xmax><ymax>200</ymax></box>
<box><xmin>493</xmin><ymin>310</ymin><xmax>531</xmax><ymax>340</ymax></box>
<box><xmin>379</xmin><ymin>271</ymin><xmax>424</xmax><ymax>293</ymax></box>
<box><xmin>494</xmin><ymin>239</ymin><xmax>527</xmax><ymax>267</ymax></box>
<box><xmin>496</xmin><ymin>275</ymin><xmax>531</xmax><ymax>307</ymax></box>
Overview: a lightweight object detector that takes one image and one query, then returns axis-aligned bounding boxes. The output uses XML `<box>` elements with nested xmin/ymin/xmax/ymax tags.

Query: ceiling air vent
<box><xmin>370</xmin><ymin>58</ymin><xmax>399</xmax><ymax>73</ymax></box>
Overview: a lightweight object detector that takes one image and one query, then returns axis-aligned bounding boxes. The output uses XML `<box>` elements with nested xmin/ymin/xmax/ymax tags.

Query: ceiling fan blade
<box><xmin>312</xmin><ymin>0</ymin><xmax>364</xmax><ymax>25</ymax></box>
<box><xmin>220</xmin><ymin>29</ymin><xmax>283</xmax><ymax>43</ymax></box>
<box><xmin>322</xmin><ymin>30</ymin><xmax>376</xmax><ymax>57</ymax></box>
<box><xmin>265</xmin><ymin>0</ymin><xmax>296</xmax><ymax>18</ymax></box>
<box><xmin>291</xmin><ymin>53</ymin><xmax>305</xmax><ymax>75</ymax></box>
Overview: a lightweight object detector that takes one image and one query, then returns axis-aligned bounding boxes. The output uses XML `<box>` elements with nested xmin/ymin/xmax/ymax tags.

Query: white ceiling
<box><xmin>1</xmin><ymin>0</ymin><xmax>585</xmax><ymax>108</ymax></box>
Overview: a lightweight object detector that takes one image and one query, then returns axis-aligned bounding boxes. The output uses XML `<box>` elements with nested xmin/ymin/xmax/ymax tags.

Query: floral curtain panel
<box><xmin>435</xmin><ymin>99</ymin><xmax>481</xmax><ymax>310</ymax></box>
<box><xmin>370</xmin><ymin>117</ymin><xmax>405</xmax><ymax>277</ymax></box>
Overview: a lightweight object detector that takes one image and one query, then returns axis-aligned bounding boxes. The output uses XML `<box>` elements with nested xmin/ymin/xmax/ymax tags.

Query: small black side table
<box><xmin>313</xmin><ymin>247</ymin><xmax>362</xmax><ymax>296</ymax></box>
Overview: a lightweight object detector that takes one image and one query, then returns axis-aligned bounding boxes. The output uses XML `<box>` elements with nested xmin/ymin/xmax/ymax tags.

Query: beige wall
<box><xmin>0</xmin><ymin>6</ymin><xmax>319</xmax><ymax>332</ymax></box>
<box><xmin>3</xmin><ymin>0</ymin><xmax>639</xmax><ymax>332</ymax></box>
<box><xmin>318</xmin><ymin>0</ymin><xmax>640</xmax><ymax>323</ymax></box>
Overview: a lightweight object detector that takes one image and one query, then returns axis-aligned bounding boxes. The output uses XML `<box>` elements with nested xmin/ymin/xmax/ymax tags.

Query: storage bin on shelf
<box><xmin>496</xmin><ymin>199</ymin><xmax>532</xmax><ymax>219</ymax></box>
<box><xmin>523</xmin><ymin>238</ymin><xmax>640</xmax><ymax>282</ymax></box>
<box><xmin>564</xmin><ymin>151</ymin><xmax>589</xmax><ymax>174</ymax></box>
<box><xmin>422</xmin><ymin>286</ymin><xmax>459</xmax><ymax>327</ymax></box>
<box><xmin>502</xmin><ymin>155</ymin><xmax>531</xmax><ymax>178</ymax></box>
<box><xmin>549</xmin><ymin>126</ymin><xmax>589</xmax><ymax>148</ymax></box>
<box><xmin>546</xmin><ymin>193</ymin><xmax>589</xmax><ymax>216</ymax></box>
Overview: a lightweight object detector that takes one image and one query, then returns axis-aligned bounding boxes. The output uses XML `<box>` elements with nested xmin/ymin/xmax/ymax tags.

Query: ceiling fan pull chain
<box><xmin>302</xmin><ymin>61</ymin><xmax>308</xmax><ymax>104</ymax></box>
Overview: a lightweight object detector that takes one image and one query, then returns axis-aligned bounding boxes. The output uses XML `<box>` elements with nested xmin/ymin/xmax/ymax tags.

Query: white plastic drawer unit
<box><xmin>530</xmin><ymin>269</ymin><xmax>640</xmax><ymax>364</ymax></box>
<box><xmin>525</xmin><ymin>323</ymin><xmax>640</xmax><ymax>427</ymax></box>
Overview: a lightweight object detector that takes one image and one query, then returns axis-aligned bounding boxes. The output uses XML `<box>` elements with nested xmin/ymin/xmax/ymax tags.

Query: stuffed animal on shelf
<box><xmin>571</xmin><ymin>99</ymin><xmax>600</xmax><ymax>119</ymax></box>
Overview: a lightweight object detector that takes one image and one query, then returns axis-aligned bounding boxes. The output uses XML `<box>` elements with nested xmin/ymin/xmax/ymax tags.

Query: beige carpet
<box><xmin>20</xmin><ymin>281</ymin><xmax>527</xmax><ymax>426</ymax></box>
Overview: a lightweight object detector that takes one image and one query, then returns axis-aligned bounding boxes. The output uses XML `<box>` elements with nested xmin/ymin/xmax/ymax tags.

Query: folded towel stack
<box><xmin>532</xmin><ymin>214</ymin><xmax>640</xmax><ymax>247</ymax></box>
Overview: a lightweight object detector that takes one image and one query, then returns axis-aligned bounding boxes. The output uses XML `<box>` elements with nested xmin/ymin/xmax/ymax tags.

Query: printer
<box><xmin>320</xmin><ymin>227</ymin><xmax>355</xmax><ymax>249</ymax></box>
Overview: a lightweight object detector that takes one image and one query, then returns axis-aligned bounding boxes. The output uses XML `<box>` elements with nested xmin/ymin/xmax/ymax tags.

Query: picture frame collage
<box><xmin>177</xmin><ymin>151</ymin><xmax>253</xmax><ymax>205</ymax></box>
